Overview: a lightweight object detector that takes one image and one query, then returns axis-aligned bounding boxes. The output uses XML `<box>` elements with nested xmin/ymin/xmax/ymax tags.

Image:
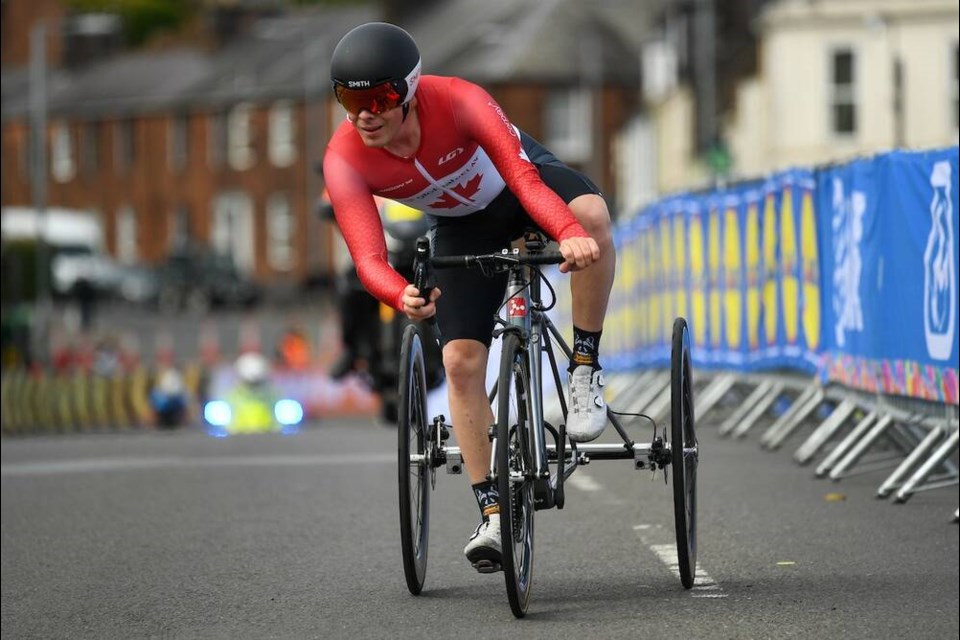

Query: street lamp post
<box><xmin>29</xmin><ymin>22</ymin><xmax>51</xmax><ymax>367</ymax></box>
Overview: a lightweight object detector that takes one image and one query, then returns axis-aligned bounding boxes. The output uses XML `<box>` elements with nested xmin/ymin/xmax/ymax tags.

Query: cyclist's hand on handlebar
<box><xmin>558</xmin><ymin>236</ymin><xmax>600</xmax><ymax>273</ymax></box>
<box><xmin>401</xmin><ymin>284</ymin><xmax>441</xmax><ymax>320</ymax></box>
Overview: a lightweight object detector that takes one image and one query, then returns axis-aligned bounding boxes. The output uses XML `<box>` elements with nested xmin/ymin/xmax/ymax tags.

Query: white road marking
<box><xmin>0</xmin><ymin>452</ymin><xmax>395</xmax><ymax>477</ymax></box>
<box><xmin>564</xmin><ymin>472</ymin><xmax>626</xmax><ymax>504</ymax></box>
<box><xmin>566</xmin><ymin>473</ymin><xmax>603</xmax><ymax>492</ymax></box>
<box><xmin>650</xmin><ymin>543</ymin><xmax>726</xmax><ymax>598</ymax></box>
<box><xmin>498</xmin><ymin>462</ymin><xmax>723</xmax><ymax>598</ymax></box>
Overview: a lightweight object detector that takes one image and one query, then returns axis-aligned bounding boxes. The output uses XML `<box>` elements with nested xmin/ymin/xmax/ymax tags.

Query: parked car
<box><xmin>155</xmin><ymin>249</ymin><xmax>260</xmax><ymax>314</ymax></box>
<box><xmin>51</xmin><ymin>251</ymin><xmax>122</xmax><ymax>299</ymax></box>
<box><xmin>49</xmin><ymin>251</ymin><xmax>161</xmax><ymax>307</ymax></box>
<box><xmin>2</xmin><ymin>206</ymin><xmax>113</xmax><ymax>301</ymax></box>
<box><xmin>114</xmin><ymin>263</ymin><xmax>161</xmax><ymax>306</ymax></box>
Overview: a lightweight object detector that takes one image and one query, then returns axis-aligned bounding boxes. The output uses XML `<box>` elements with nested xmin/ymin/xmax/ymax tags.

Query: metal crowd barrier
<box><xmin>544</xmin><ymin>368</ymin><xmax>958</xmax><ymax>523</ymax></box>
<box><xmin>695</xmin><ymin>371</ymin><xmax>959</xmax><ymax>523</ymax></box>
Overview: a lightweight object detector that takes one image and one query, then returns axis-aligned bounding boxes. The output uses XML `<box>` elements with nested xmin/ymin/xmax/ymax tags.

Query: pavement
<box><xmin>2</xmin><ymin>404</ymin><xmax>957</xmax><ymax>639</ymax></box>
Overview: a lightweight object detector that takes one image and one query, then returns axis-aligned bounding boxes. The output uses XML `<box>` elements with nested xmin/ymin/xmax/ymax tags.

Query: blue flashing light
<box><xmin>274</xmin><ymin>399</ymin><xmax>304</xmax><ymax>426</ymax></box>
<box><xmin>204</xmin><ymin>400</ymin><xmax>232</xmax><ymax>427</ymax></box>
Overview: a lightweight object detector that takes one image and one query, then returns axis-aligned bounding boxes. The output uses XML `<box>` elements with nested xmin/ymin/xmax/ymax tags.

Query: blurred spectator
<box><xmin>228</xmin><ymin>351</ymin><xmax>279</xmax><ymax>432</ymax></box>
<box><xmin>93</xmin><ymin>336</ymin><xmax>121</xmax><ymax>377</ymax></box>
<box><xmin>316</xmin><ymin>187</ymin><xmax>380</xmax><ymax>381</ymax></box>
<box><xmin>74</xmin><ymin>276</ymin><xmax>97</xmax><ymax>332</ymax></box>
<box><xmin>150</xmin><ymin>366</ymin><xmax>188</xmax><ymax>428</ymax></box>
<box><xmin>51</xmin><ymin>338</ymin><xmax>77</xmax><ymax>374</ymax></box>
<box><xmin>277</xmin><ymin>324</ymin><xmax>311</xmax><ymax>371</ymax></box>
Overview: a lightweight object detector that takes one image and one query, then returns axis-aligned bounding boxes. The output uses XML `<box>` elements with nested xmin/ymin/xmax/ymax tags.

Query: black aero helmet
<box><xmin>330</xmin><ymin>22</ymin><xmax>422</xmax><ymax>113</ymax></box>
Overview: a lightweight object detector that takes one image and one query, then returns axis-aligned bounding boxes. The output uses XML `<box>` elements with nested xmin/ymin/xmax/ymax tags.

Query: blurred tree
<box><xmin>66</xmin><ymin>0</ymin><xmax>196</xmax><ymax>46</ymax></box>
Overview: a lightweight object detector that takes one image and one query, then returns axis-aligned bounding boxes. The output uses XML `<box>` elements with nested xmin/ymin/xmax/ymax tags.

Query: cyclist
<box><xmin>322</xmin><ymin>22</ymin><xmax>616</xmax><ymax>572</ymax></box>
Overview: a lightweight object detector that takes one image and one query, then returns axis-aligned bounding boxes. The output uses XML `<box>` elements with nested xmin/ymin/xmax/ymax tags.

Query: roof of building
<box><xmin>402</xmin><ymin>0</ymin><xmax>653</xmax><ymax>84</ymax></box>
<box><xmin>2</xmin><ymin>0</ymin><xmax>658</xmax><ymax>120</ymax></box>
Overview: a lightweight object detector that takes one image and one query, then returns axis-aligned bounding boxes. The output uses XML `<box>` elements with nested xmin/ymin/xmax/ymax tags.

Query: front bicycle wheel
<box><xmin>398</xmin><ymin>323</ymin><xmax>432</xmax><ymax>595</ymax></box>
<box><xmin>496</xmin><ymin>333</ymin><xmax>536</xmax><ymax>618</ymax></box>
<box><xmin>670</xmin><ymin>317</ymin><xmax>698</xmax><ymax>589</ymax></box>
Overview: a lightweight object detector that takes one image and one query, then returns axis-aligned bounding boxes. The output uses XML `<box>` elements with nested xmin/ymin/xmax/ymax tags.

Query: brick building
<box><xmin>2</xmin><ymin>0</ymin><xmax>655</xmax><ymax>287</ymax></box>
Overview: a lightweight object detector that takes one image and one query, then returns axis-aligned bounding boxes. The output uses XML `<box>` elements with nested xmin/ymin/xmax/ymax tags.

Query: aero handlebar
<box><xmin>430</xmin><ymin>252</ymin><xmax>565</xmax><ymax>269</ymax></box>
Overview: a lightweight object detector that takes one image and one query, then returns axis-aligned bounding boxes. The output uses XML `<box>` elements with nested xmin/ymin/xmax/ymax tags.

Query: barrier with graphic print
<box><xmin>817</xmin><ymin>150</ymin><xmax>958</xmax><ymax>403</ymax></box>
<box><xmin>597</xmin><ymin>146</ymin><xmax>958</xmax><ymax>405</ymax></box>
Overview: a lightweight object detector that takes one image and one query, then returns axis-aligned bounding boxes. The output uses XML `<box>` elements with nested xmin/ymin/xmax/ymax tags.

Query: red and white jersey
<box><xmin>323</xmin><ymin>75</ymin><xmax>588</xmax><ymax>310</ymax></box>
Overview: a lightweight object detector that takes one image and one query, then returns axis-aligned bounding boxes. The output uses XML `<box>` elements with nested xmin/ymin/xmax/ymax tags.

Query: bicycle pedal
<box><xmin>472</xmin><ymin>559</ymin><xmax>503</xmax><ymax>574</ymax></box>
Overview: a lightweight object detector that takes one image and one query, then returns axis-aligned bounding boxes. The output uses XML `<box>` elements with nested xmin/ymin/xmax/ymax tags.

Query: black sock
<box><xmin>472</xmin><ymin>481</ymin><xmax>500</xmax><ymax>519</ymax></box>
<box><xmin>569</xmin><ymin>326</ymin><xmax>602</xmax><ymax>372</ymax></box>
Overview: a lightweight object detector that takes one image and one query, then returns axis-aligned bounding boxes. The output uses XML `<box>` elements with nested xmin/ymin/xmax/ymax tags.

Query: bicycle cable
<box><xmin>492</xmin><ymin>257</ymin><xmax>556</xmax><ymax>317</ymax></box>
<box><xmin>607</xmin><ymin>408</ymin><xmax>661</xmax><ymax>440</ymax></box>
<box><xmin>533</xmin><ymin>266</ymin><xmax>558</xmax><ymax>312</ymax></box>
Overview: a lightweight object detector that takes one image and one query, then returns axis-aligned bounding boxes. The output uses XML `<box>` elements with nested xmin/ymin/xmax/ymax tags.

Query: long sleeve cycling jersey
<box><xmin>322</xmin><ymin>75</ymin><xmax>589</xmax><ymax>310</ymax></box>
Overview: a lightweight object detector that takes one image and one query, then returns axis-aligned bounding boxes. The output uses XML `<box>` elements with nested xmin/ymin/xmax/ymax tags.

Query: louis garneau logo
<box><xmin>438</xmin><ymin>147</ymin><xmax>464</xmax><ymax>166</ymax></box>
<box><xmin>347</xmin><ymin>80</ymin><xmax>371</xmax><ymax>88</ymax></box>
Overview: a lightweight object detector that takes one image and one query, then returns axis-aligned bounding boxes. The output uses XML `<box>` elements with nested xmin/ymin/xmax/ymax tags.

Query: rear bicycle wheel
<box><xmin>496</xmin><ymin>333</ymin><xmax>536</xmax><ymax>618</ymax></box>
<box><xmin>398</xmin><ymin>323</ymin><xmax>432</xmax><ymax>595</ymax></box>
<box><xmin>670</xmin><ymin>317</ymin><xmax>698</xmax><ymax>589</ymax></box>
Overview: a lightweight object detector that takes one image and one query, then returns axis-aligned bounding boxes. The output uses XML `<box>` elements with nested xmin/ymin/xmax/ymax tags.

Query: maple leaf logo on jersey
<box><xmin>430</xmin><ymin>173</ymin><xmax>483</xmax><ymax>209</ymax></box>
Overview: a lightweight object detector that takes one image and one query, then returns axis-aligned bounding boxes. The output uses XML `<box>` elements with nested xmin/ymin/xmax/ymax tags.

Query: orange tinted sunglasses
<box><xmin>334</xmin><ymin>82</ymin><xmax>403</xmax><ymax>116</ymax></box>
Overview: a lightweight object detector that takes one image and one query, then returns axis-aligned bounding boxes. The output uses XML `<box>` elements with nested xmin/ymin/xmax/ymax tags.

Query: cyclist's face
<box><xmin>347</xmin><ymin>105</ymin><xmax>404</xmax><ymax>148</ymax></box>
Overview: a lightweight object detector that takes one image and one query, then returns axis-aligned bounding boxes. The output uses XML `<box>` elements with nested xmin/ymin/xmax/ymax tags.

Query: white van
<box><xmin>1</xmin><ymin>206</ymin><xmax>105</xmax><ymax>251</ymax></box>
<box><xmin>1</xmin><ymin>206</ymin><xmax>115</xmax><ymax>296</ymax></box>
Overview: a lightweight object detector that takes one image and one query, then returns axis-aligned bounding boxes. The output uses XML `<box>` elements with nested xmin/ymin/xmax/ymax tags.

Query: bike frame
<box><xmin>400</xmin><ymin>233</ymin><xmax>698</xmax><ymax>612</ymax></box>
<box><xmin>503</xmin><ymin>261</ymin><xmax>669</xmax><ymax>495</ymax></box>
<box><xmin>439</xmin><ymin>238</ymin><xmax>672</xmax><ymax>501</ymax></box>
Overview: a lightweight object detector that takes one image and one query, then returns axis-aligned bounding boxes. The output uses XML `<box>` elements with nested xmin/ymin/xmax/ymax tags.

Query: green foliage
<box><xmin>66</xmin><ymin>0</ymin><xmax>196</xmax><ymax>46</ymax></box>
<box><xmin>1</xmin><ymin>240</ymin><xmax>52</xmax><ymax>303</ymax></box>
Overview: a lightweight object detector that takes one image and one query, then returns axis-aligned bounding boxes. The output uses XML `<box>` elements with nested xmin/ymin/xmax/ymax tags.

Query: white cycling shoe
<box><xmin>463</xmin><ymin>513</ymin><xmax>502</xmax><ymax>573</ymax></box>
<box><xmin>566</xmin><ymin>365</ymin><xmax>607</xmax><ymax>442</ymax></box>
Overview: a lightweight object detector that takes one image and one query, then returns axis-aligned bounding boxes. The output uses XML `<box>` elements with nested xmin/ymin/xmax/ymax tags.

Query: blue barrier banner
<box><xmin>607</xmin><ymin>170</ymin><xmax>821</xmax><ymax>374</ymax></box>
<box><xmin>565</xmin><ymin>147</ymin><xmax>957</xmax><ymax>403</ymax></box>
<box><xmin>818</xmin><ymin>148</ymin><xmax>959</xmax><ymax>402</ymax></box>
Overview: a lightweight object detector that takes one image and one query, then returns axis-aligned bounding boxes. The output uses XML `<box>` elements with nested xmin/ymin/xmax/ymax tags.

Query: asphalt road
<box><xmin>2</xmin><ymin>404</ymin><xmax>958</xmax><ymax>639</ymax></box>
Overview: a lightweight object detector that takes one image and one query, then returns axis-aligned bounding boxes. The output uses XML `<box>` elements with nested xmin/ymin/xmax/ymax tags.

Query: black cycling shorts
<box><xmin>430</xmin><ymin>158</ymin><xmax>602</xmax><ymax>347</ymax></box>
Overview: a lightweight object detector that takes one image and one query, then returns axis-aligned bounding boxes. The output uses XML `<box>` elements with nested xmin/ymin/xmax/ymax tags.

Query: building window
<box><xmin>269</xmin><ymin>101</ymin><xmax>297</xmax><ymax>167</ymax></box>
<box><xmin>227</xmin><ymin>103</ymin><xmax>255</xmax><ymax>171</ymax></box>
<box><xmin>168</xmin><ymin>113</ymin><xmax>189</xmax><ymax>173</ymax></box>
<box><xmin>211</xmin><ymin>191</ymin><xmax>255</xmax><ymax>273</ymax></box>
<box><xmin>266</xmin><ymin>192</ymin><xmax>295</xmax><ymax>271</ymax></box>
<box><xmin>545</xmin><ymin>87</ymin><xmax>592</xmax><ymax>163</ymax></box>
<box><xmin>169</xmin><ymin>205</ymin><xmax>191</xmax><ymax>251</ymax></box>
<box><xmin>116</xmin><ymin>205</ymin><xmax>138</xmax><ymax>264</ymax></box>
<box><xmin>115</xmin><ymin>119</ymin><xmax>135</xmax><ymax>172</ymax></box>
<box><xmin>51</xmin><ymin>121</ymin><xmax>75</xmax><ymax>183</ymax></box>
<box><xmin>80</xmin><ymin>121</ymin><xmax>100</xmax><ymax>174</ymax></box>
<box><xmin>830</xmin><ymin>48</ymin><xmax>857</xmax><ymax>136</ymax></box>
<box><xmin>207</xmin><ymin>111</ymin><xmax>227</xmax><ymax>168</ymax></box>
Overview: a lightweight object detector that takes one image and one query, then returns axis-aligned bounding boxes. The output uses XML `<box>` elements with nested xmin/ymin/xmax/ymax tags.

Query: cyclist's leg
<box><xmin>431</xmin><ymin>205</ymin><xmax>518</xmax><ymax>484</ymax></box>
<box><xmin>519</xmin><ymin>129</ymin><xmax>617</xmax><ymax>331</ymax></box>
<box><xmin>537</xmin><ymin>163</ymin><xmax>615</xmax><ymax>441</ymax></box>
<box><xmin>537</xmin><ymin>164</ymin><xmax>616</xmax><ymax>333</ymax></box>
<box><xmin>441</xmin><ymin>339</ymin><xmax>494</xmax><ymax>483</ymax></box>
